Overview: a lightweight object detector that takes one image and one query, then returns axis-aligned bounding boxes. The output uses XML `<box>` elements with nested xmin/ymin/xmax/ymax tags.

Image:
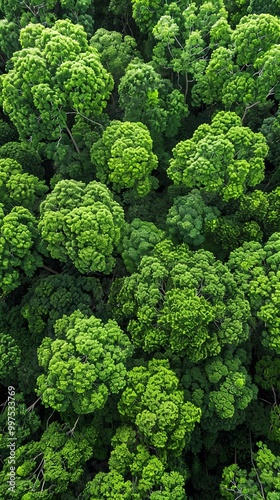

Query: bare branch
<box><xmin>65</xmin><ymin>124</ymin><xmax>80</xmax><ymax>154</ymax></box>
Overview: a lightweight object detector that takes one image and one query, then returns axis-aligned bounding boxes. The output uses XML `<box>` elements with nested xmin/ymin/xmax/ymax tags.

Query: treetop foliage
<box><xmin>168</xmin><ymin>111</ymin><xmax>268</xmax><ymax>201</ymax></box>
<box><xmin>1</xmin><ymin>2</ymin><xmax>280</xmax><ymax>498</ymax></box>
<box><xmin>0</xmin><ymin>20</ymin><xmax>113</xmax><ymax>144</ymax></box>
<box><xmin>39</xmin><ymin>179</ymin><xmax>125</xmax><ymax>274</ymax></box>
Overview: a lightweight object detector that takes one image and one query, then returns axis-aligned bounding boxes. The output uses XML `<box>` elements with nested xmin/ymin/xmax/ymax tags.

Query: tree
<box><xmin>260</xmin><ymin>110</ymin><xmax>280</xmax><ymax>191</ymax></box>
<box><xmin>0</xmin><ymin>299</ymin><xmax>44</xmax><ymax>394</ymax></box>
<box><xmin>220</xmin><ymin>442</ymin><xmax>280</xmax><ymax>499</ymax></box>
<box><xmin>39</xmin><ymin>180</ymin><xmax>125</xmax><ymax>274</ymax></box>
<box><xmin>167</xmin><ymin>111</ymin><xmax>268</xmax><ymax>202</ymax></box>
<box><xmin>0</xmin><ymin>141</ymin><xmax>44</xmax><ymax>178</ymax></box>
<box><xmin>0</xmin><ymin>0</ymin><xmax>96</xmax><ymax>63</ymax></box>
<box><xmin>118</xmin><ymin>59</ymin><xmax>188</xmax><ymax>146</ymax></box>
<box><xmin>248</xmin><ymin>0</ymin><xmax>280</xmax><ymax>16</ymax></box>
<box><xmin>83</xmin><ymin>470</ymin><xmax>134</xmax><ymax>500</ymax></box>
<box><xmin>110</xmin><ymin>240</ymin><xmax>251</xmax><ymax>361</ymax></box>
<box><xmin>120</xmin><ymin>218</ymin><xmax>165</xmax><ymax>273</ymax></box>
<box><xmin>0</xmin><ymin>332</ymin><xmax>21</xmax><ymax>382</ymax></box>
<box><xmin>90</xmin><ymin>120</ymin><xmax>159</xmax><ymax>196</ymax></box>
<box><xmin>0</xmin><ymin>19</ymin><xmax>21</xmax><ymax>61</ymax></box>
<box><xmin>0</xmin><ymin>20</ymin><xmax>113</xmax><ymax>145</ymax></box>
<box><xmin>36</xmin><ymin>310</ymin><xmax>133</xmax><ymax>414</ymax></box>
<box><xmin>227</xmin><ymin>233</ymin><xmax>280</xmax><ymax>353</ymax></box>
<box><xmin>0</xmin><ymin>421</ymin><xmax>94</xmax><ymax>499</ymax></box>
<box><xmin>41</xmin><ymin>117</ymin><xmax>104</xmax><ymax>185</ymax></box>
<box><xmin>118</xmin><ymin>359</ymin><xmax>201</xmax><ymax>457</ymax></box>
<box><xmin>0</xmin><ymin>158</ymin><xmax>47</xmax><ymax>211</ymax></box>
<box><xmin>166</xmin><ymin>190</ymin><xmax>220</xmax><ymax>246</ymax></box>
<box><xmin>0</xmin><ymin>204</ymin><xmax>43</xmax><ymax>294</ymax></box>
<box><xmin>90</xmin><ymin>28</ymin><xmax>138</xmax><ymax>83</ymax></box>
<box><xmin>130</xmin><ymin>0</ymin><xmax>171</xmax><ymax>34</ymax></box>
<box><xmin>151</xmin><ymin>0</ymin><xmax>228</xmax><ymax>96</ymax></box>
<box><xmin>182</xmin><ymin>348</ymin><xmax>258</xmax><ymax>436</ymax></box>
<box><xmin>83</xmin><ymin>425</ymin><xmax>187</xmax><ymax>499</ymax></box>
<box><xmin>82</xmin><ymin>365</ymin><xmax>191</xmax><ymax>494</ymax></box>
<box><xmin>0</xmin><ymin>120</ymin><xmax>17</xmax><ymax>146</ymax></box>
<box><xmin>0</xmin><ymin>391</ymin><xmax>41</xmax><ymax>454</ymax></box>
<box><xmin>20</xmin><ymin>272</ymin><xmax>103</xmax><ymax>337</ymax></box>
<box><xmin>192</xmin><ymin>14</ymin><xmax>280</xmax><ymax>119</ymax></box>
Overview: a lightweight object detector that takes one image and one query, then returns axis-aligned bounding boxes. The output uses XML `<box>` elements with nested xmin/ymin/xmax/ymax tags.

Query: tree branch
<box><xmin>42</xmin><ymin>264</ymin><xmax>59</xmax><ymax>275</ymax></box>
<box><xmin>65</xmin><ymin>124</ymin><xmax>80</xmax><ymax>154</ymax></box>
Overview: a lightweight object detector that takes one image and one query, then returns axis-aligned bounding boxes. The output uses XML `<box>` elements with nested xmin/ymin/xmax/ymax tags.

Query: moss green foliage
<box><xmin>0</xmin><ymin>120</ymin><xmax>17</xmax><ymax>146</ymax></box>
<box><xmin>0</xmin><ymin>0</ymin><xmax>96</xmax><ymax>63</ymax></box>
<box><xmin>228</xmin><ymin>233</ymin><xmax>280</xmax><ymax>353</ymax></box>
<box><xmin>192</xmin><ymin>13</ymin><xmax>280</xmax><ymax>118</ymax></box>
<box><xmin>90</xmin><ymin>28</ymin><xmax>138</xmax><ymax>83</ymax></box>
<box><xmin>0</xmin><ymin>332</ymin><xmax>21</xmax><ymax>380</ymax></box>
<box><xmin>220</xmin><ymin>442</ymin><xmax>280</xmax><ymax>498</ymax></box>
<box><xmin>0</xmin><ymin>205</ymin><xmax>43</xmax><ymax>294</ymax></box>
<box><xmin>118</xmin><ymin>59</ymin><xmax>188</xmax><ymax>144</ymax></box>
<box><xmin>1</xmin><ymin>2</ymin><xmax>280</xmax><ymax>498</ymax></box>
<box><xmin>183</xmin><ymin>348</ymin><xmax>258</xmax><ymax>436</ymax></box>
<box><xmin>0</xmin><ymin>141</ymin><xmax>44</xmax><ymax>178</ymax></box>
<box><xmin>20</xmin><ymin>273</ymin><xmax>103</xmax><ymax>336</ymax></box>
<box><xmin>0</xmin><ymin>158</ymin><xmax>47</xmax><ymax>210</ymax></box>
<box><xmin>166</xmin><ymin>189</ymin><xmax>220</xmax><ymax>246</ymax></box>
<box><xmin>0</xmin><ymin>421</ymin><xmax>94</xmax><ymax>499</ymax></box>
<box><xmin>120</xmin><ymin>218</ymin><xmax>165</xmax><ymax>273</ymax></box>
<box><xmin>84</xmin><ymin>425</ymin><xmax>187</xmax><ymax>499</ymax></box>
<box><xmin>0</xmin><ymin>392</ymin><xmax>41</xmax><ymax>453</ymax></box>
<box><xmin>118</xmin><ymin>359</ymin><xmax>201</xmax><ymax>456</ymax></box>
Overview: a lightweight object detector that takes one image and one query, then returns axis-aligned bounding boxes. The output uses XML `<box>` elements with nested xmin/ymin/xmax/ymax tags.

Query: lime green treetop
<box><xmin>39</xmin><ymin>180</ymin><xmax>125</xmax><ymax>274</ymax></box>
<box><xmin>167</xmin><ymin>111</ymin><xmax>268</xmax><ymax>201</ymax></box>
<box><xmin>91</xmin><ymin>121</ymin><xmax>158</xmax><ymax>197</ymax></box>
<box><xmin>0</xmin><ymin>20</ymin><xmax>113</xmax><ymax>144</ymax></box>
<box><xmin>36</xmin><ymin>310</ymin><xmax>133</xmax><ymax>414</ymax></box>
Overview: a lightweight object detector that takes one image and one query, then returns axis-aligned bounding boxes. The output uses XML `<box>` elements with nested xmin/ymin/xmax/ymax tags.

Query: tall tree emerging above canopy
<box><xmin>0</xmin><ymin>20</ymin><xmax>113</xmax><ymax>145</ymax></box>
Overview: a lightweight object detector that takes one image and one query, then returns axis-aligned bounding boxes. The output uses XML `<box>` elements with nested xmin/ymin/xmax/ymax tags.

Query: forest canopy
<box><xmin>0</xmin><ymin>1</ymin><xmax>280</xmax><ymax>499</ymax></box>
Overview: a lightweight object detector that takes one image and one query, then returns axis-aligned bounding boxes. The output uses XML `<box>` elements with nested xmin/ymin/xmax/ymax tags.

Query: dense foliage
<box><xmin>1</xmin><ymin>1</ymin><xmax>280</xmax><ymax>499</ymax></box>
